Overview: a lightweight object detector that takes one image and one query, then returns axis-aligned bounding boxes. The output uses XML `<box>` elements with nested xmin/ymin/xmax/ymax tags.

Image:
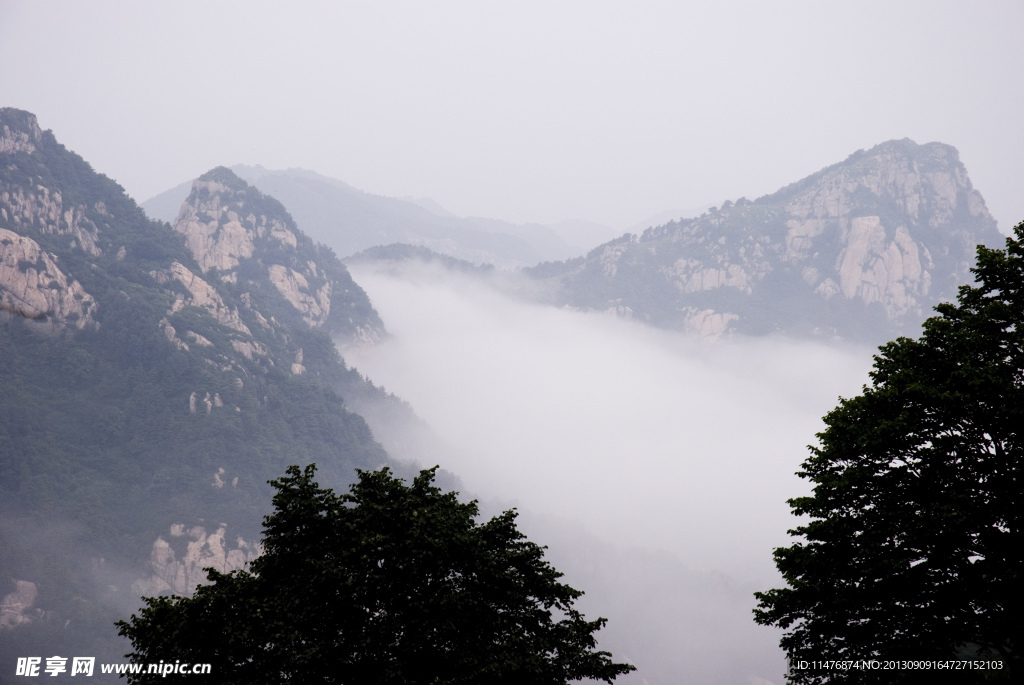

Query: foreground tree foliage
<box><xmin>118</xmin><ymin>465</ymin><xmax>634</xmax><ymax>684</ymax></box>
<box><xmin>754</xmin><ymin>224</ymin><xmax>1024</xmax><ymax>683</ymax></box>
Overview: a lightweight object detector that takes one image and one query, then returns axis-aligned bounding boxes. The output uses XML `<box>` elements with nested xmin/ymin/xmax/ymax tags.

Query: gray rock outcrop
<box><xmin>533</xmin><ymin>139</ymin><xmax>1002</xmax><ymax>340</ymax></box>
<box><xmin>0</xmin><ymin>227</ymin><xmax>97</xmax><ymax>333</ymax></box>
<box><xmin>151</xmin><ymin>261</ymin><xmax>253</xmax><ymax>335</ymax></box>
<box><xmin>132</xmin><ymin>524</ymin><xmax>260</xmax><ymax>597</ymax></box>
<box><xmin>170</xmin><ymin>168</ymin><xmax>384</xmax><ymax>343</ymax></box>
<box><xmin>1</xmin><ymin>116</ymin><xmax>104</xmax><ymax>259</ymax></box>
<box><xmin>0</xmin><ymin>580</ymin><xmax>38</xmax><ymax>629</ymax></box>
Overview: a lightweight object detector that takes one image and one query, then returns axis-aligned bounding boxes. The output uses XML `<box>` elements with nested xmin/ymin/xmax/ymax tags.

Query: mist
<box><xmin>346</xmin><ymin>263</ymin><xmax>873</xmax><ymax>578</ymax></box>
<box><xmin>343</xmin><ymin>263</ymin><xmax>876</xmax><ymax>683</ymax></box>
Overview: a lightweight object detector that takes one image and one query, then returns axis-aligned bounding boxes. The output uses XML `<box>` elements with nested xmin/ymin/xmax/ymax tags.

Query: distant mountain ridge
<box><xmin>345</xmin><ymin>243</ymin><xmax>497</xmax><ymax>276</ymax></box>
<box><xmin>525</xmin><ymin>139</ymin><xmax>1002</xmax><ymax>340</ymax></box>
<box><xmin>144</xmin><ymin>166</ymin><xmax>588</xmax><ymax>267</ymax></box>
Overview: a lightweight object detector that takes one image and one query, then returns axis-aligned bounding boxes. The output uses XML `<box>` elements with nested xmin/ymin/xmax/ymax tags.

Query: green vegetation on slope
<box><xmin>0</xmin><ymin>108</ymin><xmax>400</xmax><ymax>667</ymax></box>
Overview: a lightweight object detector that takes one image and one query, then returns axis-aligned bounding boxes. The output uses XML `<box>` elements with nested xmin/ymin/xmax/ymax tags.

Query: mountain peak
<box><xmin>171</xmin><ymin>166</ymin><xmax>383</xmax><ymax>342</ymax></box>
<box><xmin>531</xmin><ymin>139</ymin><xmax>1001</xmax><ymax>340</ymax></box>
<box><xmin>0</xmin><ymin>107</ymin><xmax>43</xmax><ymax>155</ymax></box>
<box><xmin>197</xmin><ymin>165</ymin><xmax>254</xmax><ymax>193</ymax></box>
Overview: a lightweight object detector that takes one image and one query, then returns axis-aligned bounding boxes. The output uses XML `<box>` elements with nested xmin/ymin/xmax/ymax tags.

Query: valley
<box><xmin>0</xmin><ymin>105</ymin><xmax>1012</xmax><ymax>684</ymax></box>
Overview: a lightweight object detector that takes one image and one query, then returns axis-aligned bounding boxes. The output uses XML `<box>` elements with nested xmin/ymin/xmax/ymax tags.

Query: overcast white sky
<box><xmin>1</xmin><ymin>1</ymin><xmax>1021</xmax><ymax>231</ymax></box>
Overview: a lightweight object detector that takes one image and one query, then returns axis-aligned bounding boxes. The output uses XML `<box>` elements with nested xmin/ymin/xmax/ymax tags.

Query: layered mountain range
<box><xmin>144</xmin><ymin>166</ymin><xmax>588</xmax><ymax>267</ymax></box>
<box><xmin>525</xmin><ymin>139</ymin><xmax>1002</xmax><ymax>339</ymax></box>
<box><xmin>0</xmin><ymin>108</ymin><xmax>420</xmax><ymax>667</ymax></box>
<box><xmin>0</xmin><ymin>105</ymin><xmax>1010</xmax><ymax>683</ymax></box>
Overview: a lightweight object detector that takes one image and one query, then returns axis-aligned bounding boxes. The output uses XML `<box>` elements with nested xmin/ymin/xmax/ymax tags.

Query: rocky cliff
<box><xmin>0</xmin><ymin>114</ymin><xmax>106</xmax><ymax>334</ymax></box>
<box><xmin>0</xmin><ymin>581</ymin><xmax>38</xmax><ymax>629</ymax></box>
<box><xmin>0</xmin><ymin>108</ymin><xmax>401</xmax><ymax>665</ymax></box>
<box><xmin>171</xmin><ymin>167</ymin><xmax>384</xmax><ymax>345</ymax></box>
<box><xmin>530</xmin><ymin>139</ymin><xmax>1002</xmax><ymax>339</ymax></box>
<box><xmin>0</xmin><ymin>227</ymin><xmax>97</xmax><ymax>333</ymax></box>
<box><xmin>132</xmin><ymin>523</ymin><xmax>261</xmax><ymax>596</ymax></box>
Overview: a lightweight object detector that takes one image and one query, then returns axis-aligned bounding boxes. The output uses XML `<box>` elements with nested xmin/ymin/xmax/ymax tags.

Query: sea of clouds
<box><xmin>345</xmin><ymin>263</ymin><xmax>877</xmax><ymax>684</ymax></box>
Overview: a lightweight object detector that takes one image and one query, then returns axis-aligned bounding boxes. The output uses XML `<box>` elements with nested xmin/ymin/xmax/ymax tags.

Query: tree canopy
<box><xmin>117</xmin><ymin>464</ymin><xmax>634</xmax><ymax>684</ymax></box>
<box><xmin>754</xmin><ymin>223</ymin><xmax>1024</xmax><ymax>683</ymax></box>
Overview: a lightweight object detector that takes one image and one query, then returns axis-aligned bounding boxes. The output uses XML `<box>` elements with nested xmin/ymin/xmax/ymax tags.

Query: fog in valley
<box><xmin>344</xmin><ymin>263</ymin><xmax>876</xmax><ymax>683</ymax></box>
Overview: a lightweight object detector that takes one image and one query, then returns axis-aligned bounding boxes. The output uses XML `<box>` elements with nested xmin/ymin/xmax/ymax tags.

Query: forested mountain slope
<box><xmin>0</xmin><ymin>108</ymin><xmax>405</xmax><ymax>667</ymax></box>
<box><xmin>526</xmin><ymin>140</ymin><xmax>1002</xmax><ymax>340</ymax></box>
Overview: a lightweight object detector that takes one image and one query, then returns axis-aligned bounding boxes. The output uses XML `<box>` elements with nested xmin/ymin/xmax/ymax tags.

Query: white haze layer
<box><xmin>346</xmin><ymin>264</ymin><xmax>874</xmax><ymax>583</ymax></box>
<box><xmin>344</xmin><ymin>263</ymin><xmax>878</xmax><ymax>683</ymax></box>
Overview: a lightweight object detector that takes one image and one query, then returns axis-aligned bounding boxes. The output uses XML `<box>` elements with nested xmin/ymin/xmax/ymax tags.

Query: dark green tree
<box><xmin>117</xmin><ymin>464</ymin><xmax>634</xmax><ymax>684</ymax></box>
<box><xmin>754</xmin><ymin>224</ymin><xmax>1024</xmax><ymax>683</ymax></box>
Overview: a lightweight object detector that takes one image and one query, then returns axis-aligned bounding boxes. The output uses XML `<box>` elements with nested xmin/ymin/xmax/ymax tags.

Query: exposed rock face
<box><xmin>831</xmin><ymin>219</ymin><xmax>928</xmax><ymax>316</ymax></box>
<box><xmin>1</xmin><ymin>126</ymin><xmax>107</xmax><ymax>329</ymax></box>
<box><xmin>535</xmin><ymin>139</ymin><xmax>1002</xmax><ymax>340</ymax></box>
<box><xmin>230</xmin><ymin>338</ymin><xmax>268</xmax><ymax>360</ymax></box>
<box><xmin>0</xmin><ymin>184</ymin><xmax>103</xmax><ymax>257</ymax></box>
<box><xmin>0</xmin><ymin>227</ymin><xmax>97</xmax><ymax>332</ymax></box>
<box><xmin>173</xmin><ymin>175</ymin><xmax>313</xmax><ymax>303</ymax></box>
<box><xmin>0</xmin><ymin>112</ymin><xmax>41</xmax><ymax>155</ymax></box>
<box><xmin>132</xmin><ymin>524</ymin><xmax>260</xmax><ymax>597</ymax></box>
<box><xmin>671</xmin><ymin>259</ymin><xmax>753</xmax><ymax>295</ymax></box>
<box><xmin>683</xmin><ymin>308</ymin><xmax>739</xmax><ymax>337</ymax></box>
<box><xmin>174</xmin><ymin>179</ymin><xmax>262</xmax><ymax>272</ymax></box>
<box><xmin>171</xmin><ymin>167</ymin><xmax>384</xmax><ymax>343</ymax></box>
<box><xmin>0</xmin><ymin>580</ymin><xmax>38</xmax><ymax>629</ymax></box>
<box><xmin>0</xmin><ymin>110</ymin><xmax>126</xmax><ymax>336</ymax></box>
<box><xmin>291</xmin><ymin>347</ymin><xmax>306</xmax><ymax>375</ymax></box>
<box><xmin>773</xmin><ymin>141</ymin><xmax>989</xmax><ymax>322</ymax></box>
<box><xmin>268</xmin><ymin>264</ymin><xmax>331</xmax><ymax>327</ymax></box>
<box><xmin>188</xmin><ymin>391</ymin><xmax>230</xmax><ymax>415</ymax></box>
<box><xmin>152</xmin><ymin>261</ymin><xmax>252</xmax><ymax>335</ymax></box>
<box><xmin>1</xmin><ymin>115</ymin><xmax>104</xmax><ymax>257</ymax></box>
